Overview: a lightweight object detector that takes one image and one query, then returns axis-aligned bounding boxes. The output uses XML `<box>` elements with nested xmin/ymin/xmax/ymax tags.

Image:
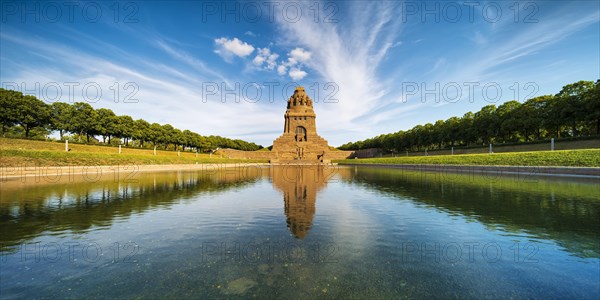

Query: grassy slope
<box><xmin>3</xmin><ymin>138</ymin><xmax>599</xmax><ymax>167</ymax></box>
<box><xmin>0</xmin><ymin>138</ymin><xmax>268</xmax><ymax>167</ymax></box>
<box><xmin>393</xmin><ymin>138</ymin><xmax>600</xmax><ymax>157</ymax></box>
<box><xmin>336</xmin><ymin>149</ymin><xmax>600</xmax><ymax>167</ymax></box>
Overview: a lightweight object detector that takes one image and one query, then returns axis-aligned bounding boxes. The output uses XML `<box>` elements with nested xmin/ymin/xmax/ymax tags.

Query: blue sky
<box><xmin>1</xmin><ymin>1</ymin><xmax>598</xmax><ymax>146</ymax></box>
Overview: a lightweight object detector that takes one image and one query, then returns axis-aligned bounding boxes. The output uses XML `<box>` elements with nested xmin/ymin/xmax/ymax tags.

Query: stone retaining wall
<box><xmin>216</xmin><ymin>149</ymin><xmax>274</xmax><ymax>160</ymax></box>
<box><xmin>217</xmin><ymin>148</ymin><xmax>355</xmax><ymax>161</ymax></box>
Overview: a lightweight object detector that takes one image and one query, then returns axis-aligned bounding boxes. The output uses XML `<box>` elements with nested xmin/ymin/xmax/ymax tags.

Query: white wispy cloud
<box><xmin>419</xmin><ymin>9</ymin><xmax>599</xmax><ymax>103</ymax></box>
<box><xmin>288</xmin><ymin>47</ymin><xmax>311</xmax><ymax>64</ymax></box>
<box><xmin>214</xmin><ymin>37</ymin><xmax>255</xmax><ymax>61</ymax></box>
<box><xmin>483</xmin><ymin>12</ymin><xmax>598</xmax><ymax>69</ymax></box>
<box><xmin>275</xmin><ymin>47</ymin><xmax>312</xmax><ymax>80</ymax></box>
<box><xmin>156</xmin><ymin>39</ymin><xmax>231</xmax><ymax>85</ymax></box>
<box><xmin>271</xmin><ymin>1</ymin><xmax>599</xmax><ymax>144</ymax></box>
<box><xmin>274</xmin><ymin>1</ymin><xmax>404</xmax><ymax>138</ymax></box>
<box><xmin>2</xmin><ymin>1</ymin><xmax>597</xmax><ymax>147</ymax></box>
<box><xmin>288</xmin><ymin>68</ymin><xmax>308</xmax><ymax>81</ymax></box>
<box><xmin>277</xmin><ymin>64</ymin><xmax>287</xmax><ymax>75</ymax></box>
<box><xmin>252</xmin><ymin>47</ymin><xmax>279</xmax><ymax>70</ymax></box>
<box><xmin>0</xmin><ymin>31</ymin><xmax>281</xmax><ymax>145</ymax></box>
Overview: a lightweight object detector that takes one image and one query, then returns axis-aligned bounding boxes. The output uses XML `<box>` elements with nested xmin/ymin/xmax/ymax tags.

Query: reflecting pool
<box><xmin>1</xmin><ymin>165</ymin><xmax>599</xmax><ymax>298</ymax></box>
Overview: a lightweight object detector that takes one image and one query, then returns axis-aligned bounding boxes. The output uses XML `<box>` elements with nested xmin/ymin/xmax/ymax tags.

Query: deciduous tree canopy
<box><xmin>339</xmin><ymin>80</ymin><xmax>600</xmax><ymax>151</ymax></box>
<box><xmin>0</xmin><ymin>88</ymin><xmax>262</xmax><ymax>152</ymax></box>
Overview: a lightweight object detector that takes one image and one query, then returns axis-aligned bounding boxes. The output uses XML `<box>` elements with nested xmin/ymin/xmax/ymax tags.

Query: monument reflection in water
<box><xmin>271</xmin><ymin>166</ymin><xmax>335</xmax><ymax>239</ymax></box>
<box><xmin>1</xmin><ymin>165</ymin><xmax>598</xmax><ymax>299</ymax></box>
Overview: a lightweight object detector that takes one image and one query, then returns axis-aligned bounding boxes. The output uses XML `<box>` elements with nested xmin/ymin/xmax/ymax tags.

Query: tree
<box><xmin>71</xmin><ymin>102</ymin><xmax>98</xmax><ymax>143</ymax></box>
<box><xmin>543</xmin><ymin>95</ymin><xmax>565</xmax><ymax>138</ymax></box>
<box><xmin>183</xmin><ymin>130</ymin><xmax>199</xmax><ymax>151</ymax></box>
<box><xmin>0</xmin><ymin>88</ymin><xmax>262</xmax><ymax>150</ymax></box>
<box><xmin>473</xmin><ymin>105</ymin><xmax>498</xmax><ymax>144</ymax></box>
<box><xmin>555</xmin><ymin>80</ymin><xmax>594</xmax><ymax>136</ymax></box>
<box><xmin>148</xmin><ymin>123</ymin><xmax>164</xmax><ymax>147</ymax></box>
<box><xmin>172</xmin><ymin>128</ymin><xmax>185</xmax><ymax>150</ymax></box>
<box><xmin>161</xmin><ymin>124</ymin><xmax>177</xmax><ymax>149</ymax></box>
<box><xmin>432</xmin><ymin>120</ymin><xmax>448</xmax><ymax>149</ymax></box>
<box><xmin>518</xmin><ymin>96</ymin><xmax>551</xmax><ymax>141</ymax></box>
<box><xmin>444</xmin><ymin>117</ymin><xmax>461</xmax><ymax>147</ymax></box>
<box><xmin>132</xmin><ymin>119</ymin><xmax>150</xmax><ymax>147</ymax></box>
<box><xmin>197</xmin><ymin>135</ymin><xmax>213</xmax><ymax>152</ymax></box>
<box><xmin>0</xmin><ymin>88</ymin><xmax>21</xmax><ymax>134</ymax></box>
<box><xmin>15</xmin><ymin>95</ymin><xmax>51</xmax><ymax>138</ymax></box>
<box><xmin>50</xmin><ymin>102</ymin><xmax>74</xmax><ymax>140</ymax></box>
<box><xmin>460</xmin><ymin>112</ymin><xmax>476</xmax><ymax>146</ymax></box>
<box><xmin>336</xmin><ymin>79</ymin><xmax>598</xmax><ymax>151</ymax></box>
<box><xmin>96</xmin><ymin>108</ymin><xmax>117</xmax><ymax>143</ymax></box>
<box><xmin>584</xmin><ymin>80</ymin><xmax>600</xmax><ymax>135</ymax></box>
<box><xmin>497</xmin><ymin>100</ymin><xmax>521</xmax><ymax>143</ymax></box>
<box><xmin>115</xmin><ymin>115</ymin><xmax>134</xmax><ymax>145</ymax></box>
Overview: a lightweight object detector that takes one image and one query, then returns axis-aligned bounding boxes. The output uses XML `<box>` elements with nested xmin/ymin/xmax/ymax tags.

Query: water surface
<box><xmin>1</xmin><ymin>166</ymin><xmax>599</xmax><ymax>298</ymax></box>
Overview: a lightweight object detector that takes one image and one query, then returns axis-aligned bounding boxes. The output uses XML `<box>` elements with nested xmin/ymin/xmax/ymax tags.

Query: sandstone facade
<box><xmin>271</xmin><ymin>87</ymin><xmax>336</xmax><ymax>163</ymax></box>
<box><xmin>218</xmin><ymin>87</ymin><xmax>355</xmax><ymax>163</ymax></box>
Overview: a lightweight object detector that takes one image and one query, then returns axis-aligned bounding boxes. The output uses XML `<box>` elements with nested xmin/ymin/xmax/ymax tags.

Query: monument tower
<box><xmin>271</xmin><ymin>87</ymin><xmax>331</xmax><ymax>163</ymax></box>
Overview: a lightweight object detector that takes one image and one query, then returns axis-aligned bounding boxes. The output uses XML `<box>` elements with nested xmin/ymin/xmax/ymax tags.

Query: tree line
<box><xmin>339</xmin><ymin>80</ymin><xmax>600</xmax><ymax>152</ymax></box>
<box><xmin>0</xmin><ymin>88</ymin><xmax>263</xmax><ymax>152</ymax></box>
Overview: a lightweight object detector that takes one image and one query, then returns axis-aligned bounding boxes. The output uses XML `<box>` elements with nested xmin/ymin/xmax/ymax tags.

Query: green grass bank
<box><xmin>336</xmin><ymin>149</ymin><xmax>600</xmax><ymax>167</ymax></box>
<box><xmin>0</xmin><ymin>138</ymin><xmax>267</xmax><ymax>167</ymax></box>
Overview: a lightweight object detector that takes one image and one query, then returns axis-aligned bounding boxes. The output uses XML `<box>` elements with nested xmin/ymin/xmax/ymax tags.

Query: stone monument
<box><xmin>217</xmin><ymin>86</ymin><xmax>355</xmax><ymax>162</ymax></box>
<box><xmin>271</xmin><ymin>87</ymin><xmax>332</xmax><ymax>163</ymax></box>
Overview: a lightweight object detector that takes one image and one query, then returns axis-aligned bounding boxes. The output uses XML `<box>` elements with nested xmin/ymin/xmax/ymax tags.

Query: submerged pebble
<box><xmin>223</xmin><ymin>277</ymin><xmax>257</xmax><ymax>295</ymax></box>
